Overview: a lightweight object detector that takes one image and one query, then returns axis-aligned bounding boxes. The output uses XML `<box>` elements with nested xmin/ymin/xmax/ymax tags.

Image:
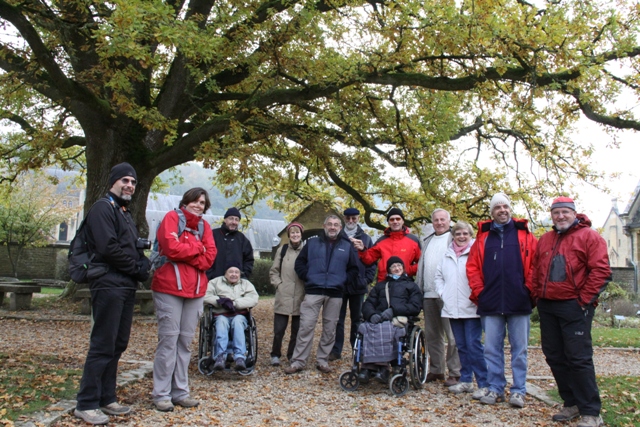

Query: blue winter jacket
<box><xmin>295</xmin><ymin>231</ymin><xmax>360</xmax><ymax>298</ymax></box>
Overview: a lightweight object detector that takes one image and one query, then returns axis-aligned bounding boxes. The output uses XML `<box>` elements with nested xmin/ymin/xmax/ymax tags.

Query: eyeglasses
<box><xmin>454</xmin><ymin>231</ymin><xmax>470</xmax><ymax>236</ymax></box>
<box><xmin>121</xmin><ymin>178</ymin><xmax>137</xmax><ymax>186</ymax></box>
<box><xmin>388</xmin><ymin>217</ymin><xmax>403</xmax><ymax>222</ymax></box>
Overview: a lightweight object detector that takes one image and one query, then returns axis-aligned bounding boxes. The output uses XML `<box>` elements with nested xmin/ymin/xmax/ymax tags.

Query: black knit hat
<box><xmin>224</xmin><ymin>207</ymin><xmax>241</xmax><ymax>219</ymax></box>
<box><xmin>108</xmin><ymin>162</ymin><xmax>137</xmax><ymax>187</ymax></box>
<box><xmin>386</xmin><ymin>256</ymin><xmax>405</xmax><ymax>272</ymax></box>
<box><xmin>225</xmin><ymin>259</ymin><xmax>242</xmax><ymax>272</ymax></box>
<box><xmin>387</xmin><ymin>207</ymin><xmax>404</xmax><ymax>221</ymax></box>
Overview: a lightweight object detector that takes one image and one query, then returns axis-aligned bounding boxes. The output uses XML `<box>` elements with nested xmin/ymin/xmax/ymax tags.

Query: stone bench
<box><xmin>0</xmin><ymin>282</ymin><xmax>42</xmax><ymax>310</ymax></box>
<box><xmin>75</xmin><ymin>289</ymin><xmax>154</xmax><ymax>315</ymax></box>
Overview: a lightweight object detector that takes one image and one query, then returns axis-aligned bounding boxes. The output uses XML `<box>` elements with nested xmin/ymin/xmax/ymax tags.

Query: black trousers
<box><xmin>538</xmin><ymin>298</ymin><xmax>601</xmax><ymax>416</ymax></box>
<box><xmin>271</xmin><ymin>313</ymin><xmax>300</xmax><ymax>360</ymax></box>
<box><xmin>331</xmin><ymin>294</ymin><xmax>364</xmax><ymax>357</ymax></box>
<box><xmin>76</xmin><ymin>288</ymin><xmax>136</xmax><ymax>410</ymax></box>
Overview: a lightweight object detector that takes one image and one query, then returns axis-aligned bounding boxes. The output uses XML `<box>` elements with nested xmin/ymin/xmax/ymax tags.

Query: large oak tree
<box><xmin>1</xmin><ymin>0</ymin><xmax>639</xmax><ymax>232</ymax></box>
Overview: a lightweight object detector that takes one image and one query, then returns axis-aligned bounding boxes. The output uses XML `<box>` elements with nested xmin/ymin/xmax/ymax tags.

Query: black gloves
<box><xmin>217</xmin><ymin>297</ymin><xmax>235</xmax><ymax>312</ymax></box>
<box><xmin>135</xmin><ymin>258</ymin><xmax>150</xmax><ymax>282</ymax></box>
<box><xmin>380</xmin><ymin>308</ymin><xmax>394</xmax><ymax>321</ymax></box>
<box><xmin>369</xmin><ymin>314</ymin><xmax>382</xmax><ymax>324</ymax></box>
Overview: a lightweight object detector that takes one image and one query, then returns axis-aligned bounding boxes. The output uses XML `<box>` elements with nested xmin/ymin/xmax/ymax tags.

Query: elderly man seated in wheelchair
<box><xmin>358</xmin><ymin>256</ymin><xmax>423</xmax><ymax>384</ymax></box>
<box><xmin>203</xmin><ymin>261</ymin><xmax>259</xmax><ymax>371</ymax></box>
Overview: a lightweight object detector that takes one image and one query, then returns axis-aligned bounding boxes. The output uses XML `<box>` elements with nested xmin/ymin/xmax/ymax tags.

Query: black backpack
<box><xmin>68</xmin><ymin>200</ymin><xmax>114</xmax><ymax>283</ymax></box>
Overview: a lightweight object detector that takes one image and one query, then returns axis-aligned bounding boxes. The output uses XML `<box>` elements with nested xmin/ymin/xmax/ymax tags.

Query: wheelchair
<box><xmin>339</xmin><ymin>317</ymin><xmax>427</xmax><ymax>396</ymax></box>
<box><xmin>197</xmin><ymin>304</ymin><xmax>258</xmax><ymax>376</ymax></box>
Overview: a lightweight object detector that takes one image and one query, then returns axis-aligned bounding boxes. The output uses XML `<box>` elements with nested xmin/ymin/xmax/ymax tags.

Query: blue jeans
<box><xmin>450</xmin><ymin>318</ymin><xmax>488</xmax><ymax>387</ymax></box>
<box><xmin>215</xmin><ymin>314</ymin><xmax>248</xmax><ymax>360</ymax></box>
<box><xmin>481</xmin><ymin>314</ymin><xmax>529</xmax><ymax>395</ymax></box>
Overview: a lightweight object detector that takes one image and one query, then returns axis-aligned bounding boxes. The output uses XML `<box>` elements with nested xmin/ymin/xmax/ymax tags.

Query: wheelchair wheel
<box><xmin>409</xmin><ymin>327</ymin><xmax>427</xmax><ymax>389</ymax></box>
<box><xmin>198</xmin><ymin>356</ymin><xmax>215</xmax><ymax>376</ymax></box>
<box><xmin>339</xmin><ymin>371</ymin><xmax>360</xmax><ymax>391</ymax></box>
<box><xmin>389</xmin><ymin>374</ymin><xmax>409</xmax><ymax>396</ymax></box>
<box><xmin>197</xmin><ymin>307</ymin><xmax>212</xmax><ymax>362</ymax></box>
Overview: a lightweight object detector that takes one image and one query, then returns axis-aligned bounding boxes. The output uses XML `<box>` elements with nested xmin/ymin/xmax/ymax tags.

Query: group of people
<box><xmin>73</xmin><ymin>161</ymin><xmax>611</xmax><ymax>427</ymax></box>
<box><xmin>73</xmin><ymin>163</ymin><xmax>258</xmax><ymax>425</ymax></box>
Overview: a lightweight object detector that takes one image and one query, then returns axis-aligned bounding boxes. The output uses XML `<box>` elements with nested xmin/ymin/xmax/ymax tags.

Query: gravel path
<box><xmin>2</xmin><ymin>298</ymin><xmax>639</xmax><ymax>426</ymax></box>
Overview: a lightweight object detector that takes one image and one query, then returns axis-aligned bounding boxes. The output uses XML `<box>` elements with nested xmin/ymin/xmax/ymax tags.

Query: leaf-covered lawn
<box><xmin>529</xmin><ymin>323</ymin><xmax>640</xmax><ymax>348</ymax></box>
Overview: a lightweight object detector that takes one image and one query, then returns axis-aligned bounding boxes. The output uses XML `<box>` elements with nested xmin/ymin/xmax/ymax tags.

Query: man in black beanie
<box><xmin>206</xmin><ymin>207</ymin><xmax>254</xmax><ymax>280</ymax></box>
<box><xmin>74</xmin><ymin>162</ymin><xmax>150</xmax><ymax>425</ymax></box>
<box><xmin>351</xmin><ymin>207</ymin><xmax>421</xmax><ymax>282</ymax></box>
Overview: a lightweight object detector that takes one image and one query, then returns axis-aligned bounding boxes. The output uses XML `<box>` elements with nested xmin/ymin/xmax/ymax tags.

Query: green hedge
<box><xmin>252</xmin><ymin>258</ymin><xmax>275</xmax><ymax>296</ymax></box>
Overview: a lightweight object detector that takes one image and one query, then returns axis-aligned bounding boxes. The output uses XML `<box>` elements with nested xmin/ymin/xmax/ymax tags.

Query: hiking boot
<box><xmin>74</xmin><ymin>409</ymin><xmax>109</xmax><ymax>425</ymax></box>
<box><xmin>480</xmin><ymin>391</ymin><xmax>505</xmax><ymax>405</ymax></box>
<box><xmin>358</xmin><ymin>369</ymin><xmax>371</xmax><ymax>384</ymax></box>
<box><xmin>328</xmin><ymin>353</ymin><xmax>341</xmax><ymax>361</ymax></box>
<box><xmin>425</xmin><ymin>373</ymin><xmax>445</xmax><ymax>383</ymax></box>
<box><xmin>270</xmin><ymin>356</ymin><xmax>281</xmax><ymax>366</ymax></box>
<box><xmin>234</xmin><ymin>357</ymin><xmax>246</xmax><ymax>371</ymax></box>
<box><xmin>509</xmin><ymin>392</ymin><xmax>525</xmax><ymax>408</ymax></box>
<box><xmin>472</xmin><ymin>387</ymin><xmax>489</xmax><ymax>400</ymax></box>
<box><xmin>172</xmin><ymin>397</ymin><xmax>199</xmax><ymax>408</ymax></box>
<box><xmin>444</xmin><ymin>376</ymin><xmax>460</xmax><ymax>387</ymax></box>
<box><xmin>213</xmin><ymin>354</ymin><xmax>226</xmax><ymax>371</ymax></box>
<box><xmin>552</xmin><ymin>405</ymin><xmax>580</xmax><ymax>422</ymax></box>
<box><xmin>316</xmin><ymin>364</ymin><xmax>333</xmax><ymax>374</ymax></box>
<box><xmin>373</xmin><ymin>368</ymin><xmax>390</xmax><ymax>384</ymax></box>
<box><xmin>155</xmin><ymin>400</ymin><xmax>174</xmax><ymax>412</ymax></box>
<box><xmin>284</xmin><ymin>364</ymin><xmax>304</xmax><ymax>374</ymax></box>
<box><xmin>100</xmin><ymin>402</ymin><xmax>131</xmax><ymax>415</ymax></box>
<box><xmin>577</xmin><ymin>415</ymin><xmax>604</xmax><ymax>427</ymax></box>
<box><xmin>448</xmin><ymin>381</ymin><xmax>474</xmax><ymax>394</ymax></box>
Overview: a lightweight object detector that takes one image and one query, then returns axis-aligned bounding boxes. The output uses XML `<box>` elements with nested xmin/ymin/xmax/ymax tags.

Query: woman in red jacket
<box><xmin>151</xmin><ymin>188</ymin><xmax>217</xmax><ymax>412</ymax></box>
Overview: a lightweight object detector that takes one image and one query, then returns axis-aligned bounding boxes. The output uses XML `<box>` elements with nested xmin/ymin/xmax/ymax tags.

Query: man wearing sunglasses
<box><xmin>75</xmin><ymin>162</ymin><xmax>151</xmax><ymax>425</ymax></box>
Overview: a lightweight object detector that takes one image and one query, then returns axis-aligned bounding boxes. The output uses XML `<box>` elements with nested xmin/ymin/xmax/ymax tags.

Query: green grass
<box><xmin>548</xmin><ymin>376</ymin><xmax>640</xmax><ymax>427</ymax></box>
<box><xmin>529</xmin><ymin>323</ymin><xmax>640</xmax><ymax>348</ymax></box>
<box><xmin>0</xmin><ymin>353</ymin><xmax>81</xmax><ymax>421</ymax></box>
<box><xmin>39</xmin><ymin>287</ymin><xmax>63</xmax><ymax>295</ymax></box>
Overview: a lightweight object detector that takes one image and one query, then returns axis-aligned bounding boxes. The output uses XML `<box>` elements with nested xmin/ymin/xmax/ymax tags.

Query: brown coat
<box><xmin>269</xmin><ymin>243</ymin><xmax>305</xmax><ymax>316</ymax></box>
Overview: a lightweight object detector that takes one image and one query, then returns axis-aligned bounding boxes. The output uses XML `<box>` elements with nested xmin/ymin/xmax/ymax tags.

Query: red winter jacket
<box><xmin>466</xmin><ymin>218</ymin><xmax>537</xmax><ymax>307</ymax></box>
<box><xmin>151</xmin><ymin>208</ymin><xmax>217</xmax><ymax>298</ymax></box>
<box><xmin>527</xmin><ymin>213</ymin><xmax>611</xmax><ymax>306</ymax></box>
<box><xmin>359</xmin><ymin>226</ymin><xmax>421</xmax><ymax>282</ymax></box>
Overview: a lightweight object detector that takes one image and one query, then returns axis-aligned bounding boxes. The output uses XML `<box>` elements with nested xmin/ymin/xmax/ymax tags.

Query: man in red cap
<box><xmin>528</xmin><ymin>197</ymin><xmax>611</xmax><ymax>427</ymax></box>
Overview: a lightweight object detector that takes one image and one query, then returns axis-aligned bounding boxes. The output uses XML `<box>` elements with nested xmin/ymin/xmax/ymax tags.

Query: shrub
<box><xmin>251</xmin><ymin>258</ymin><xmax>274</xmax><ymax>296</ymax></box>
<box><xmin>610</xmin><ymin>299</ymin><xmax>639</xmax><ymax>317</ymax></box>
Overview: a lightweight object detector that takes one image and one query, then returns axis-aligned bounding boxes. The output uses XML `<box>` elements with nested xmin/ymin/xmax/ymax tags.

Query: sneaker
<box><xmin>213</xmin><ymin>354</ymin><xmax>226</xmax><ymax>371</ymax></box>
<box><xmin>234</xmin><ymin>357</ymin><xmax>246</xmax><ymax>371</ymax></box>
<box><xmin>74</xmin><ymin>409</ymin><xmax>109</xmax><ymax>425</ymax></box>
<box><xmin>328</xmin><ymin>353</ymin><xmax>341</xmax><ymax>361</ymax></box>
<box><xmin>480</xmin><ymin>391</ymin><xmax>505</xmax><ymax>405</ymax></box>
<box><xmin>316</xmin><ymin>364</ymin><xmax>333</xmax><ymax>374</ymax></box>
<box><xmin>509</xmin><ymin>392</ymin><xmax>525</xmax><ymax>408</ymax></box>
<box><xmin>552</xmin><ymin>405</ymin><xmax>580</xmax><ymax>422</ymax></box>
<box><xmin>155</xmin><ymin>400</ymin><xmax>174</xmax><ymax>412</ymax></box>
<box><xmin>172</xmin><ymin>397</ymin><xmax>199</xmax><ymax>408</ymax></box>
<box><xmin>100</xmin><ymin>402</ymin><xmax>131</xmax><ymax>415</ymax></box>
<box><xmin>271</xmin><ymin>356</ymin><xmax>281</xmax><ymax>366</ymax></box>
<box><xmin>448</xmin><ymin>382</ymin><xmax>474</xmax><ymax>394</ymax></box>
<box><xmin>283</xmin><ymin>364</ymin><xmax>304</xmax><ymax>374</ymax></box>
<box><xmin>444</xmin><ymin>376</ymin><xmax>460</xmax><ymax>387</ymax></box>
<box><xmin>472</xmin><ymin>387</ymin><xmax>489</xmax><ymax>400</ymax></box>
<box><xmin>577</xmin><ymin>415</ymin><xmax>604</xmax><ymax>427</ymax></box>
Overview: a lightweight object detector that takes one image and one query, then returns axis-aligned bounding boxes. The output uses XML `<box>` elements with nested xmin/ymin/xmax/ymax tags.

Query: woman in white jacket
<box><xmin>435</xmin><ymin>221</ymin><xmax>488</xmax><ymax>398</ymax></box>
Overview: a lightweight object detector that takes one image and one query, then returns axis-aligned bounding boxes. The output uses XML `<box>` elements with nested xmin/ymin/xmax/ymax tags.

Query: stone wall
<box><xmin>611</xmin><ymin>267</ymin><xmax>637</xmax><ymax>294</ymax></box>
<box><xmin>0</xmin><ymin>243</ymin><xmax>70</xmax><ymax>280</ymax></box>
